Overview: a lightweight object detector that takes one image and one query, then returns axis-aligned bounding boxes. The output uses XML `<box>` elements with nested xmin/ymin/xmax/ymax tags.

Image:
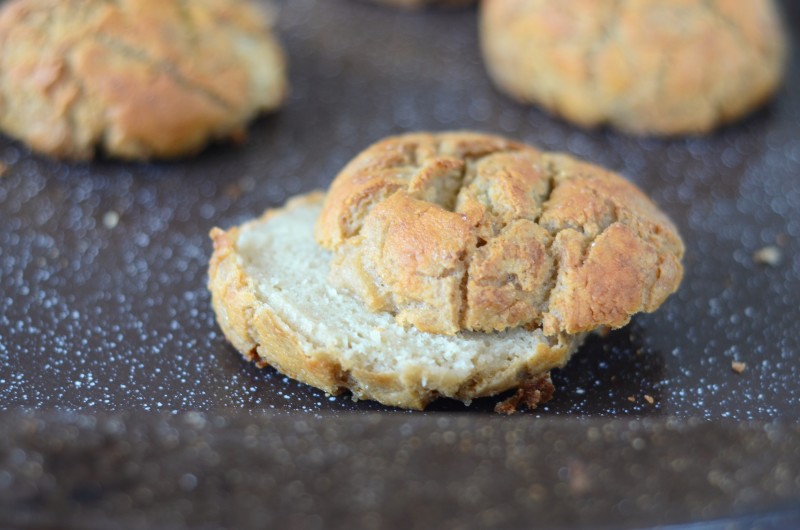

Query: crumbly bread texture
<box><xmin>363</xmin><ymin>0</ymin><xmax>475</xmax><ymax>9</ymax></box>
<box><xmin>316</xmin><ymin>132</ymin><xmax>684</xmax><ymax>336</ymax></box>
<box><xmin>480</xmin><ymin>0</ymin><xmax>787</xmax><ymax>135</ymax></box>
<box><xmin>0</xmin><ymin>0</ymin><xmax>287</xmax><ymax>160</ymax></box>
<box><xmin>209</xmin><ymin>192</ymin><xmax>582</xmax><ymax>410</ymax></box>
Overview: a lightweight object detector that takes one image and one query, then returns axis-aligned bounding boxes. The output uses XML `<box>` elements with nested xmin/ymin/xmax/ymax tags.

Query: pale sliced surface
<box><xmin>209</xmin><ymin>192</ymin><xmax>581</xmax><ymax>410</ymax></box>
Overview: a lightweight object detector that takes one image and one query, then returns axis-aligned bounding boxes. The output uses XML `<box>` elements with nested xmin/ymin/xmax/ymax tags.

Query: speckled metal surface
<box><xmin>0</xmin><ymin>0</ymin><xmax>799</xmax><ymax>527</ymax></box>
<box><xmin>0</xmin><ymin>412</ymin><xmax>799</xmax><ymax>529</ymax></box>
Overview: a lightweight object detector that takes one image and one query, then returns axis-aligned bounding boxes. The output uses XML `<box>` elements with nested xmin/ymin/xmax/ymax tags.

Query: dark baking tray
<box><xmin>1</xmin><ymin>0</ymin><xmax>798</xmax><ymax>528</ymax></box>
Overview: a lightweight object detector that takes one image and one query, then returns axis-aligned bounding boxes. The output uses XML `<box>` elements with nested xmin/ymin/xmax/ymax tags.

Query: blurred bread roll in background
<box><xmin>480</xmin><ymin>0</ymin><xmax>787</xmax><ymax>135</ymax></box>
<box><xmin>0</xmin><ymin>0</ymin><xmax>287</xmax><ymax>160</ymax></box>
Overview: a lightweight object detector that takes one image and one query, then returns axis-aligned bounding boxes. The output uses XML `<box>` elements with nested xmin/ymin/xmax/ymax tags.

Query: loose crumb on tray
<box><xmin>494</xmin><ymin>374</ymin><xmax>555</xmax><ymax>415</ymax></box>
<box><xmin>753</xmin><ymin>246</ymin><xmax>782</xmax><ymax>266</ymax></box>
<box><xmin>595</xmin><ymin>325</ymin><xmax>611</xmax><ymax>338</ymax></box>
<box><xmin>644</xmin><ymin>394</ymin><xmax>654</xmax><ymax>404</ymax></box>
<box><xmin>732</xmin><ymin>361</ymin><xmax>747</xmax><ymax>374</ymax></box>
<box><xmin>103</xmin><ymin>211</ymin><xmax>120</xmax><ymax>229</ymax></box>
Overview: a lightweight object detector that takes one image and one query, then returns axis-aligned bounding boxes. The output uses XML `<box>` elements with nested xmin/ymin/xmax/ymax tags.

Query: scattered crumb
<box><xmin>776</xmin><ymin>234</ymin><xmax>788</xmax><ymax>247</ymax></box>
<box><xmin>595</xmin><ymin>325</ymin><xmax>611</xmax><ymax>338</ymax></box>
<box><xmin>495</xmin><ymin>374</ymin><xmax>555</xmax><ymax>415</ymax></box>
<box><xmin>753</xmin><ymin>246</ymin><xmax>782</xmax><ymax>266</ymax></box>
<box><xmin>627</xmin><ymin>395</ymin><xmax>636</xmax><ymax>403</ymax></box>
<box><xmin>0</xmin><ymin>161</ymin><xmax>7</xmax><ymax>177</ymax></box>
<box><xmin>635</xmin><ymin>348</ymin><xmax>643</xmax><ymax>356</ymax></box>
<box><xmin>103</xmin><ymin>211</ymin><xmax>120</xmax><ymax>229</ymax></box>
<box><xmin>732</xmin><ymin>361</ymin><xmax>747</xmax><ymax>374</ymax></box>
<box><xmin>230</xmin><ymin>127</ymin><xmax>247</xmax><ymax>145</ymax></box>
<box><xmin>644</xmin><ymin>394</ymin><xmax>654</xmax><ymax>405</ymax></box>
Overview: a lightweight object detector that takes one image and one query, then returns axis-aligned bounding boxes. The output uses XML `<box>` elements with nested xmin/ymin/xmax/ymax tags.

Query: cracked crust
<box><xmin>316</xmin><ymin>131</ymin><xmax>684</xmax><ymax>336</ymax></box>
<box><xmin>0</xmin><ymin>0</ymin><xmax>287</xmax><ymax>159</ymax></box>
<box><xmin>480</xmin><ymin>0</ymin><xmax>787</xmax><ymax>135</ymax></box>
<box><xmin>208</xmin><ymin>192</ymin><xmax>581</xmax><ymax>410</ymax></box>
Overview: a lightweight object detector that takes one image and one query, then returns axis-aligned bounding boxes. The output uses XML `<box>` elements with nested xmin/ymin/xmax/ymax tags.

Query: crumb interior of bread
<box><xmin>236</xmin><ymin>201</ymin><xmax>555</xmax><ymax>378</ymax></box>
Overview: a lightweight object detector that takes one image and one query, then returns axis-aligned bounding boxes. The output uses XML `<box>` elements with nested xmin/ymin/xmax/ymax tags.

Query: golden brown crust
<box><xmin>316</xmin><ymin>131</ymin><xmax>684</xmax><ymax>336</ymax></box>
<box><xmin>0</xmin><ymin>0</ymin><xmax>287</xmax><ymax>159</ymax></box>
<box><xmin>480</xmin><ymin>0</ymin><xmax>787</xmax><ymax>135</ymax></box>
<box><xmin>208</xmin><ymin>191</ymin><xmax>581</xmax><ymax>410</ymax></box>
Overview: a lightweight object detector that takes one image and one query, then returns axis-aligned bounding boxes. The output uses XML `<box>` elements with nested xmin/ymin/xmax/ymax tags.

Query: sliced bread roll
<box><xmin>209</xmin><ymin>192</ymin><xmax>582</xmax><ymax>410</ymax></box>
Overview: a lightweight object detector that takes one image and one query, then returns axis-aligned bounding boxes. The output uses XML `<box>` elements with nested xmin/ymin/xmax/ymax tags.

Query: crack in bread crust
<box><xmin>316</xmin><ymin>132</ymin><xmax>685</xmax><ymax>336</ymax></box>
<box><xmin>93</xmin><ymin>33</ymin><xmax>235</xmax><ymax>112</ymax></box>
